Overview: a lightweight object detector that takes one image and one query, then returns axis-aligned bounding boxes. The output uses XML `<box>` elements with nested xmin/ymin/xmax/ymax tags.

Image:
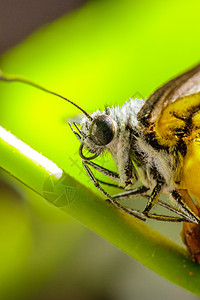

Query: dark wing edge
<box><xmin>137</xmin><ymin>63</ymin><xmax>200</xmax><ymax>126</ymax></box>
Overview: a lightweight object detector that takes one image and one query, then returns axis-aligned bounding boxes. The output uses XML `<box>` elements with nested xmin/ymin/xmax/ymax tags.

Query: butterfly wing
<box><xmin>140</xmin><ymin>64</ymin><xmax>200</xmax><ymax>205</ymax></box>
<box><xmin>153</xmin><ymin>92</ymin><xmax>200</xmax><ymax>146</ymax></box>
<box><xmin>137</xmin><ymin>63</ymin><xmax>200</xmax><ymax>204</ymax></box>
<box><xmin>137</xmin><ymin>64</ymin><xmax>200</xmax><ymax>126</ymax></box>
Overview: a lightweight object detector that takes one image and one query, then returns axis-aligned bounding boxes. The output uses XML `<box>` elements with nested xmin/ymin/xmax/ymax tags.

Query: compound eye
<box><xmin>90</xmin><ymin>115</ymin><xmax>115</xmax><ymax>146</ymax></box>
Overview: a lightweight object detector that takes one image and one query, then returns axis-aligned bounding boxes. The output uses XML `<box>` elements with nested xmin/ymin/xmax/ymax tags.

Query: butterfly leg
<box><xmin>142</xmin><ymin>181</ymin><xmax>184</xmax><ymax>222</ymax></box>
<box><xmin>82</xmin><ymin>161</ymin><xmax>146</xmax><ymax>221</ymax></box>
<box><xmin>143</xmin><ymin>181</ymin><xmax>163</xmax><ymax>213</ymax></box>
<box><xmin>111</xmin><ymin>187</ymin><xmax>195</xmax><ymax>220</ymax></box>
<box><xmin>112</xmin><ymin>186</ymin><xmax>149</xmax><ymax>200</ymax></box>
<box><xmin>170</xmin><ymin>190</ymin><xmax>200</xmax><ymax>224</ymax></box>
<box><xmin>142</xmin><ymin>182</ymin><xmax>200</xmax><ymax>223</ymax></box>
<box><xmin>96</xmin><ymin>179</ymin><xmax>124</xmax><ymax>189</ymax></box>
<box><xmin>84</xmin><ymin>160</ymin><xmax>120</xmax><ymax>182</ymax></box>
<box><xmin>83</xmin><ymin>161</ymin><xmax>197</xmax><ymax>222</ymax></box>
<box><xmin>85</xmin><ymin>161</ymin><xmax>150</xmax><ymax>202</ymax></box>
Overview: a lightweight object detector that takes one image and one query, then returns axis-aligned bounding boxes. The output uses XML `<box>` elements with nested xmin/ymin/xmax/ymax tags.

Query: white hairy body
<box><xmin>81</xmin><ymin>98</ymin><xmax>179</xmax><ymax>195</ymax></box>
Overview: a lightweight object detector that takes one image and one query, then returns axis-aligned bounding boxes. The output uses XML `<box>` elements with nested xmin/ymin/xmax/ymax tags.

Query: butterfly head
<box><xmin>69</xmin><ymin>110</ymin><xmax>116</xmax><ymax>160</ymax></box>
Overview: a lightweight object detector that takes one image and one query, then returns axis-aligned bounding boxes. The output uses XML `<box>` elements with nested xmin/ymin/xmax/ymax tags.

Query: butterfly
<box><xmin>1</xmin><ymin>64</ymin><xmax>200</xmax><ymax>260</ymax></box>
<box><xmin>69</xmin><ymin>64</ymin><xmax>200</xmax><ymax>225</ymax></box>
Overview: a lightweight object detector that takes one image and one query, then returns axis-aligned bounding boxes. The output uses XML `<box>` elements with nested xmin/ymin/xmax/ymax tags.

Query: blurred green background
<box><xmin>0</xmin><ymin>0</ymin><xmax>200</xmax><ymax>299</ymax></box>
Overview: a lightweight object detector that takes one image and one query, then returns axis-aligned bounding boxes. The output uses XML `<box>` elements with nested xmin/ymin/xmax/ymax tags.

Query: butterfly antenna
<box><xmin>0</xmin><ymin>71</ymin><xmax>92</xmax><ymax>120</ymax></box>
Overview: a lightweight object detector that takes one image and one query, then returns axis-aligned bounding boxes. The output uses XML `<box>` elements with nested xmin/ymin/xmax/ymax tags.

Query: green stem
<box><xmin>0</xmin><ymin>125</ymin><xmax>200</xmax><ymax>295</ymax></box>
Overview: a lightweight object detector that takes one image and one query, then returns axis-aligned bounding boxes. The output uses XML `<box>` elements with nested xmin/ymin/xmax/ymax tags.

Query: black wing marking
<box><xmin>137</xmin><ymin>64</ymin><xmax>200</xmax><ymax>126</ymax></box>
